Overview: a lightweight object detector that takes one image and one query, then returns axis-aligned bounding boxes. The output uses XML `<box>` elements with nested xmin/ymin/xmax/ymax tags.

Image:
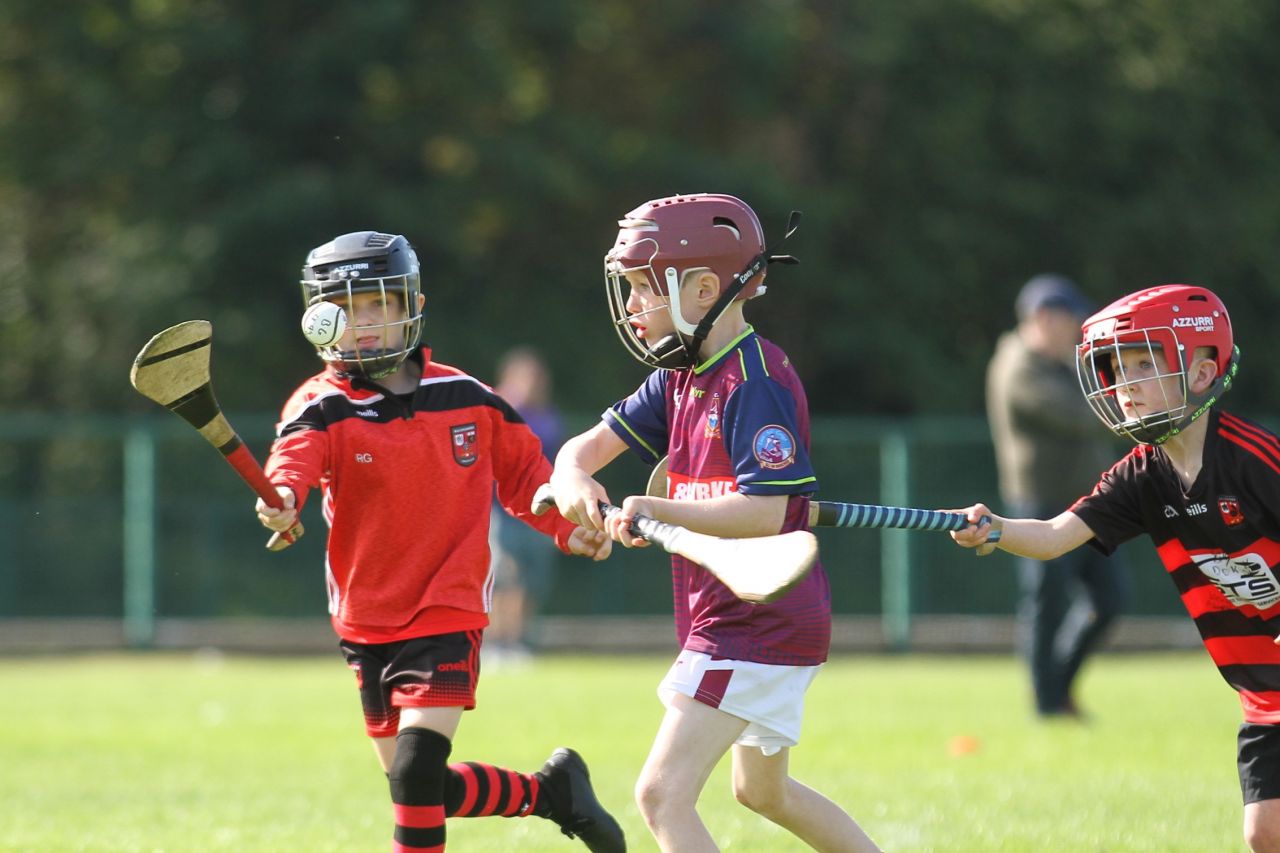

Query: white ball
<box><xmin>301</xmin><ymin>301</ymin><xmax>347</xmax><ymax>347</ymax></box>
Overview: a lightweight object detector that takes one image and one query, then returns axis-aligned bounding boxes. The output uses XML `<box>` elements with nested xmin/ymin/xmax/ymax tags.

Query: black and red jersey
<box><xmin>1072</xmin><ymin>409</ymin><xmax>1280</xmax><ymax>723</ymax></box>
<box><xmin>264</xmin><ymin>348</ymin><xmax>575</xmax><ymax>645</ymax></box>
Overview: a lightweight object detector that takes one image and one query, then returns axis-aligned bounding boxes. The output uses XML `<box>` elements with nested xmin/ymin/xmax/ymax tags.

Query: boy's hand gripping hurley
<box><xmin>530</xmin><ymin>484</ymin><xmax>818</xmax><ymax>605</ymax></box>
<box><xmin>645</xmin><ymin>456</ymin><xmax>1001</xmax><ymax>545</ymax></box>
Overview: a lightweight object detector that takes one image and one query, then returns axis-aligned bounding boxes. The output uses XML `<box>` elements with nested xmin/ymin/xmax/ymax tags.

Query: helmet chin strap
<box><xmin>1150</xmin><ymin>345</ymin><xmax>1240</xmax><ymax>445</ymax></box>
<box><xmin>650</xmin><ymin>211</ymin><xmax>803</xmax><ymax>370</ymax></box>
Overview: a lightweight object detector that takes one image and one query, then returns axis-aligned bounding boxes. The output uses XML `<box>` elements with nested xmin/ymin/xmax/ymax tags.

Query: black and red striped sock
<box><xmin>445</xmin><ymin>761</ymin><xmax>548</xmax><ymax>819</ymax></box>
<box><xmin>388</xmin><ymin>728</ymin><xmax>452</xmax><ymax>852</ymax></box>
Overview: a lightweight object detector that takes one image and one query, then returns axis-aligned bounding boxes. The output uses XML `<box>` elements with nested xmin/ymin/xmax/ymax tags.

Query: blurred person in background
<box><xmin>256</xmin><ymin>231</ymin><xmax>625</xmax><ymax>853</ymax></box>
<box><xmin>487</xmin><ymin>346</ymin><xmax>566</xmax><ymax>666</ymax></box>
<box><xmin>986</xmin><ymin>273</ymin><xmax>1129</xmax><ymax>719</ymax></box>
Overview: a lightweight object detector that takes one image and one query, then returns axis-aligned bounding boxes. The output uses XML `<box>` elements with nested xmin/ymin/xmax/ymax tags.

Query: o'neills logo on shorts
<box><xmin>437</xmin><ymin>660</ymin><xmax>470</xmax><ymax>672</ymax></box>
<box><xmin>451</xmin><ymin>423</ymin><xmax>478</xmax><ymax>467</ymax></box>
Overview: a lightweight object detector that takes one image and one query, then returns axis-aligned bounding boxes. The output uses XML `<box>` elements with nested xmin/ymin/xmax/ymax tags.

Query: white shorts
<box><xmin>657</xmin><ymin>650</ymin><xmax>822</xmax><ymax>755</ymax></box>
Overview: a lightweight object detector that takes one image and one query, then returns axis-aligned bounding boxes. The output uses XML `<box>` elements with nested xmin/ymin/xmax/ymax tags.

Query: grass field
<box><xmin>0</xmin><ymin>650</ymin><xmax>1245</xmax><ymax>852</ymax></box>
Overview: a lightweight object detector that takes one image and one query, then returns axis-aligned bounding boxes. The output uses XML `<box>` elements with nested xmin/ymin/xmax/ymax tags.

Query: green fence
<box><xmin>0</xmin><ymin>413</ymin><xmax>1181</xmax><ymax>647</ymax></box>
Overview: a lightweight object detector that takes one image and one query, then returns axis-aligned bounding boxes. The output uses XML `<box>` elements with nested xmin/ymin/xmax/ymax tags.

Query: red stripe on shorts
<box><xmin>694</xmin><ymin>668</ymin><xmax>733</xmax><ymax>708</ymax></box>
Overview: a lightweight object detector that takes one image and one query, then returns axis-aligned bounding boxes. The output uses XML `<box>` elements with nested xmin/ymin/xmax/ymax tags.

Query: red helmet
<box><xmin>605</xmin><ymin>194</ymin><xmax>770</xmax><ymax>368</ymax></box>
<box><xmin>1076</xmin><ymin>284</ymin><xmax>1239</xmax><ymax>444</ymax></box>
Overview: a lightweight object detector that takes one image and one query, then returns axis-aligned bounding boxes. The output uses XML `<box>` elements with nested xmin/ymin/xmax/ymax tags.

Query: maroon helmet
<box><xmin>1076</xmin><ymin>284</ymin><xmax>1238</xmax><ymax>444</ymax></box>
<box><xmin>605</xmin><ymin>194</ymin><xmax>794</xmax><ymax>369</ymax></box>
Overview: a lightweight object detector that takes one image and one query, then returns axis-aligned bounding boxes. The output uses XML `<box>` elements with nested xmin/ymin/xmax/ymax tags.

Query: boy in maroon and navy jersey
<box><xmin>256</xmin><ymin>231</ymin><xmax>625</xmax><ymax>853</ymax></box>
<box><xmin>952</xmin><ymin>284</ymin><xmax>1280</xmax><ymax>852</ymax></box>
<box><xmin>599</xmin><ymin>334</ymin><xmax>830</xmax><ymax>667</ymax></box>
<box><xmin>551</xmin><ymin>195</ymin><xmax>880</xmax><ymax>851</ymax></box>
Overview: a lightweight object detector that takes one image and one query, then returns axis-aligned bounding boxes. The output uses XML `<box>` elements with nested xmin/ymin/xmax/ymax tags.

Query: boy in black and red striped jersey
<box><xmin>255</xmin><ymin>231</ymin><xmax>625</xmax><ymax>853</ymax></box>
<box><xmin>550</xmin><ymin>195</ymin><xmax>881</xmax><ymax>852</ymax></box>
<box><xmin>952</xmin><ymin>284</ymin><xmax>1280</xmax><ymax>851</ymax></box>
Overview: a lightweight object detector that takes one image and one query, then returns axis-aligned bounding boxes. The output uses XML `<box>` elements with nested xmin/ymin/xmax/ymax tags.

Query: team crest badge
<box><xmin>753</xmin><ymin>425</ymin><xmax>797</xmax><ymax>470</ymax></box>
<box><xmin>1219</xmin><ymin>496</ymin><xmax>1245</xmax><ymax>527</ymax></box>
<box><xmin>451</xmin><ymin>423</ymin><xmax>478</xmax><ymax>467</ymax></box>
<box><xmin>705</xmin><ymin>393</ymin><xmax>722</xmax><ymax>439</ymax></box>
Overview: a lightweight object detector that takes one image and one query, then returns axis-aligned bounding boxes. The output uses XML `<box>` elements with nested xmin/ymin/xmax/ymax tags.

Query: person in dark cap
<box><xmin>986</xmin><ymin>273</ymin><xmax>1129</xmax><ymax>719</ymax></box>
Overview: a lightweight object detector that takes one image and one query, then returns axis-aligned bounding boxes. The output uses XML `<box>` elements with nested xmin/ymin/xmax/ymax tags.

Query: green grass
<box><xmin>0</xmin><ymin>650</ymin><xmax>1244</xmax><ymax>852</ymax></box>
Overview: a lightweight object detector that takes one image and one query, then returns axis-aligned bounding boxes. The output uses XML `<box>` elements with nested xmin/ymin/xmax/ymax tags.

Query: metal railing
<box><xmin>1</xmin><ymin>412</ymin><xmax>1177</xmax><ymax>650</ymax></box>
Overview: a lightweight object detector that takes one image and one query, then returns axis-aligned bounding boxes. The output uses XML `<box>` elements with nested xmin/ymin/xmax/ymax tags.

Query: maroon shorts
<box><xmin>339</xmin><ymin>630</ymin><xmax>482</xmax><ymax>738</ymax></box>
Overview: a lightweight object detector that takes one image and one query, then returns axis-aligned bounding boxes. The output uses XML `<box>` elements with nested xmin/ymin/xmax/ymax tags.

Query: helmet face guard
<box><xmin>1077</xmin><ymin>330</ymin><xmax>1191</xmax><ymax>445</ymax></box>
<box><xmin>1075</xmin><ymin>284</ymin><xmax>1237</xmax><ymax>445</ymax></box>
<box><xmin>299</xmin><ymin>232</ymin><xmax>423</xmax><ymax>380</ymax></box>
<box><xmin>604</xmin><ymin>236</ymin><xmax>707</xmax><ymax>369</ymax></box>
<box><xmin>604</xmin><ymin>194</ymin><xmax>798</xmax><ymax>370</ymax></box>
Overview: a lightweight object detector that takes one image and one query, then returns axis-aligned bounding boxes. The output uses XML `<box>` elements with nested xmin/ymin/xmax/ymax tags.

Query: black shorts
<box><xmin>339</xmin><ymin>630</ymin><xmax>482</xmax><ymax>738</ymax></box>
<box><xmin>1237</xmin><ymin>722</ymin><xmax>1280</xmax><ymax>804</ymax></box>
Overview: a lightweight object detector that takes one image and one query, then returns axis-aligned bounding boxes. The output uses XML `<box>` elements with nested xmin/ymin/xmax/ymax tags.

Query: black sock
<box><xmin>388</xmin><ymin>727</ymin><xmax>452</xmax><ymax>850</ymax></box>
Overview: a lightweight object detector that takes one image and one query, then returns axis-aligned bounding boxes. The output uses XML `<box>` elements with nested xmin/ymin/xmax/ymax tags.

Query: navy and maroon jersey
<box><xmin>265</xmin><ymin>347</ymin><xmax>575</xmax><ymax>645</ymax></box>
<box><xmin>604</xmin><ymin>327</ymin><xmax>831</xmax><ymax>666</ymax></box>
<box><xmin>1072</xmin><ymin>409</ymin><xmax>1280</xmax><ymax>723</ymax></box>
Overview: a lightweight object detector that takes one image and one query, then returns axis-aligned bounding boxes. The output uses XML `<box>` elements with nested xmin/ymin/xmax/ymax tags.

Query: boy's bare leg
<box><xmin>732</xmin><ymin>745</ymin><xmax>881</xmax><ymax>852</ymax></box>
<box><xmin>372</xmin><ymin>706</ymin><xmax>464</xmax><ymax>771</ymax></box>
<box><xmin>1244</xmin><ymin>799</ymin><xmax>1280</xmax><ymax>852</ymax></box>
<box><xmin>635</xmin><ymin>693</ymin><xmax>748</xmax><ymax>852</ymax></box>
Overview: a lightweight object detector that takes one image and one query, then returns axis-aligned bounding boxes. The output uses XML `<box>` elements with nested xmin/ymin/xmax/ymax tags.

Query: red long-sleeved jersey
<box><xmin>265</xmin><ymin>348</ymin><xmax>575</xmax><ymax>644</ymax></box>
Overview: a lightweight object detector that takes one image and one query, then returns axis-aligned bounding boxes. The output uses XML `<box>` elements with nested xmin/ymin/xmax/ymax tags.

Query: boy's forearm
<box><xmin>554</xmin><ymin>424</ymin><xmax>626</xmax><ymax>477</ymax></box>
<box><xmin>264</xmin><ymin>436</ymin><xmax>324</xmax><ymax>511</ymax></box>
<box><xmin>645</xmin><ymin>492</ymin><xmax>788</xmax><ymax>538</ymax></box>
<box><xmin>992</xmin><ymin>512</ymin><xmax>1093</xmax><ymax>561</ymax></box>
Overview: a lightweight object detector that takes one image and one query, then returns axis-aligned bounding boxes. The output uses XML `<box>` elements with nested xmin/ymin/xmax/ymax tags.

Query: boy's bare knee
<box><xmin>1244</xmin><ymin>810</ymin><xmax>1280</xmax><ymax>852</ymax></box>
<box><xmin>635</xmin><ymin>775</ymin><xmax>666</xmax><ymax>823</ymax></box>
<box><xmin>1246</xmin><ymin>826</ymin><xmax>1280</xmax><ymax>852</ymax></box>
<box><xmin>733</xmin><ymin>777</ymin><xmax>788</xmax><ymax>818</ymax></box>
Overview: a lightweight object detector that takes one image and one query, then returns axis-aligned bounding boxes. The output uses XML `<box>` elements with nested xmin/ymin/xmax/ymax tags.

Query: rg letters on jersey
<box><xmin>1191</xmin><ymin>552</ymin><xmax>1280</xmax><ymax>611</ymax></box>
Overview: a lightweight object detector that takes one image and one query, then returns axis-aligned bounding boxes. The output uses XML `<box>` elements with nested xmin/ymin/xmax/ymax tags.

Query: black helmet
<box><xmin>299</xmin><ymin>231</ymin><xmax>423</xmax><ymax>379</ymax></box>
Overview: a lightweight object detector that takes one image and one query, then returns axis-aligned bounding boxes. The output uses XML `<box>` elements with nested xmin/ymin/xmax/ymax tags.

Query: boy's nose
<box><xmin>352</xmin><ymin>309</ymin><xmax>387</xmax><ymax>326</ymax></box>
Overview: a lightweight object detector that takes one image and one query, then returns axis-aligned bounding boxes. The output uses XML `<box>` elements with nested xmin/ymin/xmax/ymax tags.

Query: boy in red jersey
<box><xmin>255</xmin><ymin>231</ymin><xmax>625</xmax><ymax>853</ymax></box>
<box><xmin>951</xmin><ymin>284</ymin><xmax>1280</xmax><ymax>852</ymax></box>
<box><xmin>550</xmin><ymin>195</ymin><xmax>880</xmax><ymax>852</ymax></box>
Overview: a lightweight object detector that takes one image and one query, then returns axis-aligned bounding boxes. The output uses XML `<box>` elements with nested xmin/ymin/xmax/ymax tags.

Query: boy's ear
<box><xmin>1190</xmin><ymin>355</ymin><xmax>1219</xmax><ymax>393</ymax></box>
<box><xmin>694</xmin><ymin>270</ymin><xmax>721</xmax><ymax>307</ymax></box>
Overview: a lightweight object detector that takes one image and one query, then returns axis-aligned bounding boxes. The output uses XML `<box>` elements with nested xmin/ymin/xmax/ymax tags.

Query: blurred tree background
<box><xmin>3</xmin><ymin>0</ymin><xmax>1279</xmax><ymax>624</ymax></box>
<box><xmin>4</xmin><ymin>0</ymin><xmax>1278</xmax><ymax>419</ymax></box>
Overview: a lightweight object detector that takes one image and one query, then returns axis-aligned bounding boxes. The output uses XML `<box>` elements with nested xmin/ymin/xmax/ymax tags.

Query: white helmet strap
<box><xmin>664</xmin><ymin>266</ymin><xmax>702</xmax><ymax>336</ymax></box>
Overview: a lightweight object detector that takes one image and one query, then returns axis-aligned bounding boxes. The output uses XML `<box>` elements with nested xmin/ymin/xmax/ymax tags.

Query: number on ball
<box><xmin>301</xmin><ymin>302</ymin><xmax>347</xmax><ymax>347</ymax></box>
